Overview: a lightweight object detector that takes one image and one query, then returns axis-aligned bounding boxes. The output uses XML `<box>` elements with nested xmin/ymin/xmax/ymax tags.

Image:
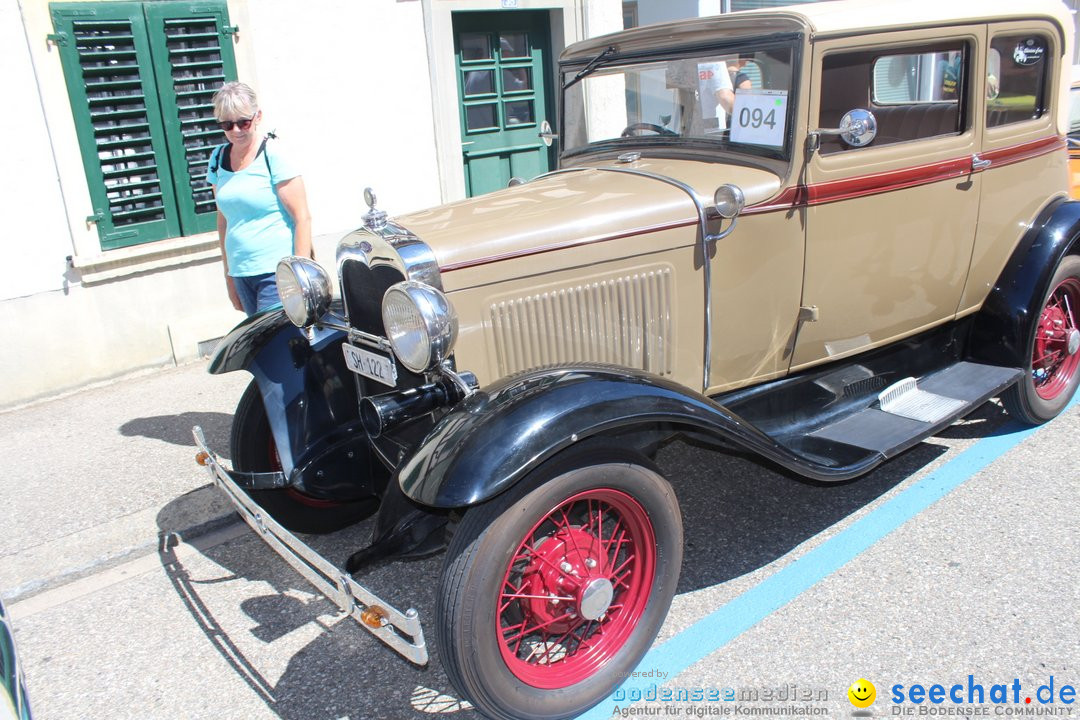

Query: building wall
<box><xmin>2</xmin><ymin>0</ymin><xmax>619</xmax><ymax>408</ymax></box>
<box><xmin>2</xmin><ymin>0</ymin><xmax>72</xmax><ymax>302</ymax></box>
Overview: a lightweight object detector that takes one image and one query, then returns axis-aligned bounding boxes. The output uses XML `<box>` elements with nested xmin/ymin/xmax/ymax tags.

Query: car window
<box><xmin>1069</xmin><ymin>86</ymin><xmax>1080</xmax><ymax>138</ymax></box>
<box><xmin>819</xmin><ymin>42</ymin><xmax>966</xmax><ymax>155</ymax></box>
<box><xmin>986</xmin><ymin>34</ymin><xmax>1050</xmax><ymax>128</ymax></box>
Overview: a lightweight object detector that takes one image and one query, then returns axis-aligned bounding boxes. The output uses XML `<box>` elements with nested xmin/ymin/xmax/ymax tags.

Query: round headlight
<box><xmin>713</xmin><ymin>184</ymin><xmax>746</xmax><ymax>219</ymax></box>
<box><xmin>381</xmin><ymin>281</ymin><xmax>458</xmax><ymax>374</ymax></box>
<box><xmin>275</xmin><ymin>256</ymin><xmax>332</xmax><ymax>328</ymax></box>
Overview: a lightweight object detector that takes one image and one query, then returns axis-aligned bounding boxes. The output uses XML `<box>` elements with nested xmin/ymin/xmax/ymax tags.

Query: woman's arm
<box><xmin>276</xmin><ymin>176</ymin><xmax>313</xmax><ymax>260</ymax></box>
<box><xmin>213</xmin><ymin>184</ymin><xmax>242</xmax><ymax>312</ymax></box>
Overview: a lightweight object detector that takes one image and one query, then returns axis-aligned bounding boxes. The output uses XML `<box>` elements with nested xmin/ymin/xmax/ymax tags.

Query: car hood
<box><xmin>394</xmin><ymin>157</ymin><xmax>783</xmax><ymax>282</ymax></box>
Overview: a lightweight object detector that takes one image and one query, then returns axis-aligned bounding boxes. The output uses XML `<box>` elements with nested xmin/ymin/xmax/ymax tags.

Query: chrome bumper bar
<box><xmin>191</xmin><ymin>426</ymin><xmax>428</xmax><ymax>665</ymax></box>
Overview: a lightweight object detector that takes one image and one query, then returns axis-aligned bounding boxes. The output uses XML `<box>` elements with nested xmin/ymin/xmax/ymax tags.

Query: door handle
<box><xmin>971</xmin><ymin>154</ymin><xmax>992</xmax><ymax>171</ymax></box>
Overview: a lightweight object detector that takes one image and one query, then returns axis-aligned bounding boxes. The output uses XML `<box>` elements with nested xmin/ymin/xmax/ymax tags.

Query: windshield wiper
<box><xmin>563</xmin><ymin>45</ymin><xmax>617</xmax><ymax>91</ymax></box>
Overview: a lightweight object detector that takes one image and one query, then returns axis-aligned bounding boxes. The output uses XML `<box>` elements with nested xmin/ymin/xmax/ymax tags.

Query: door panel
<box><xmin>454</xmin><ymin>11</ymin><xmax>552</xmax><ymax>197</ymax></box>
<box><xmin>792</xmin><ymin>28</ymin><xmax>984</xmax><ymax>369</ymax></box>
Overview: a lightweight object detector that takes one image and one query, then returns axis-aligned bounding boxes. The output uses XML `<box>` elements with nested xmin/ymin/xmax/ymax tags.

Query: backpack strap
<box><xmin>262</xmin><ymin>131</ymin><xmax>277</xmax><ymax>182</ymax></box>
<box><xmin>209</xmin><ymin>142</ymin><xmax>231</xmax><ymax>175</ymax></box>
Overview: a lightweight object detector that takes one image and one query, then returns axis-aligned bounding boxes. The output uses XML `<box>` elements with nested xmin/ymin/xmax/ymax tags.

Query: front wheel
<box><xmin>437</xmin><ymin>449</ymin><xmax>682</xmax><ymax>720</ymax></box>
<box><xmin>1001</xmin><ymin>255</ymin><xmax>1080</xmax><ymax>424</ymax></box>
<box><xmin>230</xmin><ymin>380</ymin><xmax>376</xmax><ymax>534</ymax></box>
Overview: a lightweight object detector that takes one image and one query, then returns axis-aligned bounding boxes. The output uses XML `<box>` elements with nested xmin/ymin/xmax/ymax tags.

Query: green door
<box><xmin>453</xmin><ymin>11</ymin><xmax>552</xmax><ymax>197</ymax></box>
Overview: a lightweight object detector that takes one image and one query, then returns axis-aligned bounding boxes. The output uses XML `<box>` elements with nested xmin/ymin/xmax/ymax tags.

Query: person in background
<box><xmin>207</xmin><ymin>82</ymin><xmax>313</xmax><ymax>315</ymax></box>
<box><xmin>698</xmin><ymin>61</ymin><xmax>735</xmax><ymax>130</ymax></box>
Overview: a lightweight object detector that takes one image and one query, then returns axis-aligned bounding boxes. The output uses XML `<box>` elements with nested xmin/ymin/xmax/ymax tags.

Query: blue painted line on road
<box><xmin>579</xmin><ymin>405</ymin><xmax>1070</xmax><ymax>719</ymax></box>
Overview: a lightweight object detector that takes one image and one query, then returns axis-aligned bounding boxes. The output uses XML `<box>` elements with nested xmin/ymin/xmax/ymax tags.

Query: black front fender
<box><xmin>206</xmin><ymin>306</ymin><xmax>382</xmax><ymax>499</ymax></box>
<box><xmin>398</xmin><ymin>365</ymin><xmax>882</xmax><ymax>509</ymax></box>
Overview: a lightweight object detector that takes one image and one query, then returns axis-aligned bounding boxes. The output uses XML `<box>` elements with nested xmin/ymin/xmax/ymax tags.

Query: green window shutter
<box><xmin>143</xmin><ymin>1</ymin><xmax>238</xmax><ymax>236</ymax></box>
<box><xmin>50</xmin><ymin>3</ymin><xmax>181</xmax><ymax>249</ymax></box>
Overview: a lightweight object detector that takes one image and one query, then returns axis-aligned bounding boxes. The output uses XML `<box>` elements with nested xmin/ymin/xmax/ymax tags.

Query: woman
<box><xmin>208</xmin><ymin>82</ymin><xmax>312</xmax><ymax>315</ymax></box>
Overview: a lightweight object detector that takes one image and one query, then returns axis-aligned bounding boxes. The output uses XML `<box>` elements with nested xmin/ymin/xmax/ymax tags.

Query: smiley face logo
<box><xmin>848</xmin><ymin>679</ymin><xmax>876</xmax><ymax>708</ymax></box>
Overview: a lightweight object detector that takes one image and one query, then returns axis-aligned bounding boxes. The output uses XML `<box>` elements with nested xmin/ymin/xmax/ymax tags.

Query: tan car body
<box><xmin>387</xmin><ymin>0</ymin><xmax>1071</xmax><ymax>397</ymax></box>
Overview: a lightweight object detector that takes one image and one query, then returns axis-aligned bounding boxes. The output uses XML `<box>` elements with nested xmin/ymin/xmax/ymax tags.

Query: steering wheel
<box><xmin>620</xmin><ymin>123</ymin><xmax>678</xmax><ymax>138</ymax></box>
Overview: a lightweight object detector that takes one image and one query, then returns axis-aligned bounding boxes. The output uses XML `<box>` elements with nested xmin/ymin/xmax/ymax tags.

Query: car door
<box><xmin>792</xmin><ymin>27</ymin><xmax>985</xmax><ymax>369</ymax></box>
<box><xmin>957</xmin><ymin>21</ymin><xmax>1067</xmax><ymax>315</ymax></box>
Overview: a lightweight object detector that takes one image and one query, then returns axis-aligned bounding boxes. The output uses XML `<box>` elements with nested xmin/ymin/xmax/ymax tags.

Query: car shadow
<box><xmin>120</xmin><ymin>412</ymin><xmax>234</xmax><ymax>459</ymax></box>
<box><xmin>155</xmin><ymin>405</ymin><xmax>1015</xmax><ymax>720</ymax></box>
<box><xmin>657</xmin><ymin>438</ymin><xmax>948</xmax><ymax>593</ymax></box>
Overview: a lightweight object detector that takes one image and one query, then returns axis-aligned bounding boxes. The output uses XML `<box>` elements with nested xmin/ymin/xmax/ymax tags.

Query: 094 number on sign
<box><xmin>730</xmin><ymin>90</ymin><xmax>787</xmax><ymax>147</ymax></box>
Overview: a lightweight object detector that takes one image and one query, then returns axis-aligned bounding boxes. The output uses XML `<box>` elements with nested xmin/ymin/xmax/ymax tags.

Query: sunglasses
<box><xmin>217</xmin><ymin>114</ymin><xmax>256</xmax><ymax>131</ymax></box>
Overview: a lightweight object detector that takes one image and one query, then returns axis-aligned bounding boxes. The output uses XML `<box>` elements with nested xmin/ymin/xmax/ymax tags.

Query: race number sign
<box><xmin>730</xmin><ymin>90</ymin><xmax>787</xmax><ymax>147</ymax></box>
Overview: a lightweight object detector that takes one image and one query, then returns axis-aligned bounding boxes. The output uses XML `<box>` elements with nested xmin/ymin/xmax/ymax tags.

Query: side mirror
<box><xmin>539</xmin><ymin>120</ymin><xmax>558</xmax><ymax>147</ymax></box>
<box><xmin>815</xmin><ymin>109</ymin><xmax>878</xmax><ymax>148</ymax></box>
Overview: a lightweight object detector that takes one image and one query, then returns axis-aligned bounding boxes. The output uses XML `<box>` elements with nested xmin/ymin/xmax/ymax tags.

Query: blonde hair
<box><xmin>212</xmin><ymin>81</ymin><xmax>259</xmax><ymax>120</ymax></box>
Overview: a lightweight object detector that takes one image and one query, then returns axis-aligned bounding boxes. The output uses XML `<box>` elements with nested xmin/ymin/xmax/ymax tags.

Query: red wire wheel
<box><xmin>438</xmin><ymin>451</ymin><xmax>682</xmax><ymax>720</ymax></box>
<box><xmin>1031</xmin><ymin>274</ymin><xmax>1080</xmax><ymax>401</ymax></box>
<box><xmin>1002</xmin><ymin>255</ymin><xmax>1080</xmax><ymax>425</ymax></box>
<box><xmin>496</xmin><ymin>488</ymin><xmax>656</xmax><ymax>688</ymax></box>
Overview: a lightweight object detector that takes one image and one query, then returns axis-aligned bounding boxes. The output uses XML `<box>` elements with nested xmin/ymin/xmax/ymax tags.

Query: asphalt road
<box><xmin>1</xmin><ymin>361</ymin><xmax>1076</xmax><ymax>720</ymax></box>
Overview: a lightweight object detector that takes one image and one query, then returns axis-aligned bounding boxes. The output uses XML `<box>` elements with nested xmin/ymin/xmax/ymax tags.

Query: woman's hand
<box><xmin>225</xmin><ymin>274</ymin><xmax>243</xmax><ymax>312</ymax></box>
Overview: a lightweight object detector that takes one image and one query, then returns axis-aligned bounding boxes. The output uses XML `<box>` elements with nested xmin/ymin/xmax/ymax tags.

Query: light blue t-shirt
<box><xmin>207</xmin><ymin>138</ymin><xmax>300</xmax><ymax>277</ymax></box>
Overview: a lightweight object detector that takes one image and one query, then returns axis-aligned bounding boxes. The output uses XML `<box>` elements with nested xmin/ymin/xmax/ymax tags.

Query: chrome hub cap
<box><xmin>578</xmin><ymin>578</ymin><xmax>614</xmax><ymax>621</ymax></box>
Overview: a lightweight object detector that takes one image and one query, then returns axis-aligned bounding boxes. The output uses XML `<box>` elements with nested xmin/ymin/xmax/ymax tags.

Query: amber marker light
<box><xmin>361</xmin><ymin>606</ymin><xmax>389</xmax><ymax>628</ymax></box>
<box><xmin>195</xmin><ymin>451</ymin><xmax>210</xmax><ymax>466</ymax></box>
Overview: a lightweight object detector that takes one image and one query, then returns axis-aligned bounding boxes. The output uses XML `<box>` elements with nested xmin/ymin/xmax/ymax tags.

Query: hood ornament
<box><xmin>362</xmin><ymin>187</ymin><xmax>388</xmax><ymax>230</ymax></box>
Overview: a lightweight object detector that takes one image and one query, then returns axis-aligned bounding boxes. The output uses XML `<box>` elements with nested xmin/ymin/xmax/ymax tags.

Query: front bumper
<box><xmin>191</xmin><ymin>426</ymin><xmax>428</xmax><ymax>665</ymax></box>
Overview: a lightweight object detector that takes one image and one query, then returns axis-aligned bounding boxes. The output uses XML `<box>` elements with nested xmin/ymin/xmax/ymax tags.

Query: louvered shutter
<box><xmin>144</xmin><ymin>2</ymin><xmax>237</xmax><ymax>235</ymax></box>
<box><xmin>51</xmin><ymin>3</ymin><xmax>181</xmax><ymax>249</ymax></box>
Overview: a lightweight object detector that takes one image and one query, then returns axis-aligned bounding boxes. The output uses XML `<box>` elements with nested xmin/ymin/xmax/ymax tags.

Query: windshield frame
<box><xmin>558</xmin><ymin>32</ymin><xmax>804</xmax><ymax>165</ymax></box>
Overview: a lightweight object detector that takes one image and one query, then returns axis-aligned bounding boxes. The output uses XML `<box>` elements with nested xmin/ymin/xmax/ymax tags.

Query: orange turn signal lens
<box><xmin>360</xmin><ymin>605</ymin><xmax>388</xmax><ymax>629</ymax></box>
<box><xmin>195</xmin><ymin>451</ymin><xmax>210</xmax><ymax>466</ymax></box>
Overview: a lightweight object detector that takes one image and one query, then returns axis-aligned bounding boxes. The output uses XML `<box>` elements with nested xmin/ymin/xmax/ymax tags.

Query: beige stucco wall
<box><xmin>1</xmin><ymin>0</ymin><xmax>619</xmax><ymax>408</ymax></box>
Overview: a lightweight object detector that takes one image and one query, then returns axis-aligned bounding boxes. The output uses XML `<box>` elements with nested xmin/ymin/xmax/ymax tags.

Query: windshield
<box><xmin>561</xmin><ymin>41</ymin><xmax>797</xmax><ymax>161</ymax></box>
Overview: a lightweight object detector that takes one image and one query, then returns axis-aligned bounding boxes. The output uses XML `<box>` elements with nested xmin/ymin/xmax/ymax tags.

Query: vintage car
<box><xmin>193</xmin><ymin>1</ymin><xmax>1080</xmax><ymax>718</ymax></box>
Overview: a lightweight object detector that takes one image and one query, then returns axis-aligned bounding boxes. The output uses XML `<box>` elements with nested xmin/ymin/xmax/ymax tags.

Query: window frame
<box><xmin>50</xmin><ymin>0</ymin><xmax>237</xmax><ymax>251</ymax></box>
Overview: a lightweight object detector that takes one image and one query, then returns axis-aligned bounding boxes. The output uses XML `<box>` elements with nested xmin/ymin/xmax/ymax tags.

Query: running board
<box><xmin>807</xmin><ymin>362</ymin><xmax>1021</xmax><ymax>457</ymax></box>
<box><xmin>715</xmin><ymin>323</ymin><xmax>1024</xmax><ymax>479</ymax></box>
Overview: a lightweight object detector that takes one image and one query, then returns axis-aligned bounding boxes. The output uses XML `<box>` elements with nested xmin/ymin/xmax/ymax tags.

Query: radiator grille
<box><xmin>489</xmin><ymin>269</ymin><xmax>674</xmax><ymax>377</ymax></box>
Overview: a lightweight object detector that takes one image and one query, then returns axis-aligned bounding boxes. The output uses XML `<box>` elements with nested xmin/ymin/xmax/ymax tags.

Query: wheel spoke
<box><xmin>603</xmin><ymin>522</ymin><xmax>628</xmax><ymax>566</ymax></box>
<box><xmin>502</xmin><ymin>613</ymin><xmax>573</xmax><ymax>645</ymax></box>
<box><xmin>611</xmin><ymin>564</ymin><xmax>636</xmax><ymax>592</ymax></box>
<box><xmin>501</xmin><ymin>593</ymin><xmax>576</xmax><ymax>602</ymax></box>
<box><xmin>1063</xmin><ymin>292</ymin><xmax>1076</xmax><ymax>330</ymax></box>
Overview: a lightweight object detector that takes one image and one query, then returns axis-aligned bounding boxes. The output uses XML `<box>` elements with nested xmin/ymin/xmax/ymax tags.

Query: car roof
<box><xmin>755</xmin><ymin>0</ymin><xmax>1071</xmax><ymax>37</ymax></box>
<box><xmin>563</xmin><ymin>0</ymin><xmax>1072</xmax><ymax>62</ymax></box>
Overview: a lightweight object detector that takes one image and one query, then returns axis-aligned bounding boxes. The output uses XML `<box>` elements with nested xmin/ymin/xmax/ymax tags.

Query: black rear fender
<box><xmin>969</xmin><ymin>198</ymin><xmax>1080</xmax><ymax>366</ymax></box>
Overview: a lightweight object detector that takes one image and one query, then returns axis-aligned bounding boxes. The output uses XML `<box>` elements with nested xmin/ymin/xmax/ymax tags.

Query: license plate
<box><xmin>343</xmin><ymin>343</ymin><xmax>398</xmax><ymax>387</ymax></box>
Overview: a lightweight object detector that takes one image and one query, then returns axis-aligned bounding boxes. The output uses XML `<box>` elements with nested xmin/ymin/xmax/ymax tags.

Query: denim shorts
<box><xmin>233</xmin><ymin>272</ymin><xmax>281</xmax><ymax>316</ymax></box>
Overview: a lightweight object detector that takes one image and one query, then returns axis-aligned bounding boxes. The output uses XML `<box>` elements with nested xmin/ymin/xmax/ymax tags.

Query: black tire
<box><xmin>1001</xmin><ymin>255</ymin><xmax>1080</xmax><ymax>425</ymax></box>
<box><xmin>437</xmin><ymin>447</ymin><xmax>682</xmax><ymax>720</ymax></box>
<box><xmin>230</xmin><ymin>380</ymin><xmax>375</xmax><ymax>535</ymax></box>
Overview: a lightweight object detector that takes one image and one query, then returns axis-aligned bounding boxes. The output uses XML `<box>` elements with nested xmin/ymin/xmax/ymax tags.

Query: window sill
<box><xmin>70</xmin><ymin>233</ymin><xmax>221</xmax><ymax>285</ymax></box>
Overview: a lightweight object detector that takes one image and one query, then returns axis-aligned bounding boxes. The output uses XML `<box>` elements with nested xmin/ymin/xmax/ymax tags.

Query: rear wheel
<box><xmin>1002</xmin><ymin>255</ymin><xmax>1080</xmax><ymax>424</ymax></box>
<box><xmin>437</xmin><ymin>448</ymin><xmax>682</xmax><ymax>720</ymax></box>
<box><xmin>230</xmin><ymin>380</ymin><xmax>375</xmax><ymax>534</ymax></box>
